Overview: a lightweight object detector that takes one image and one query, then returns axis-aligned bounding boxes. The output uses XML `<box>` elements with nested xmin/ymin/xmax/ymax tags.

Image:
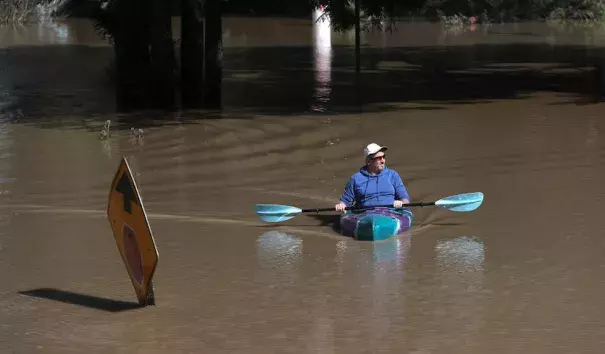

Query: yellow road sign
<box><xmin>107</xmin><ymin>157</ymin><xmax>158</xmax><ymax>306</ymax></box>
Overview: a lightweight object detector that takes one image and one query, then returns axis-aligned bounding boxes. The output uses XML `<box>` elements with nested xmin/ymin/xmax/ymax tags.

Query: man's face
<box><xmin>367</xmin><ymin>151</ymin><xmax>386</xmax><ymax>171</ymax></box>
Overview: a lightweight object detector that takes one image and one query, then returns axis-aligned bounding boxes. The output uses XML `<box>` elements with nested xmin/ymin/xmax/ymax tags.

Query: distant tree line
<box><xmin>308</xmin><ymin>0</ymin><xmax>605</xmax><ymax>29</ymax></box>
<box><xmin>77</xmin><ymin>0</ymin><xmax>605</xmax><ymax>111</ymax></box>
<box><xmin>1</xmin><ymin>0</ymin><xmax>604</xmax><ymax>112</ymax></box>
<box><xmin>13</xmin><ymin>0</ymin><xmax>605</xmax><ymax>26</ymax></box>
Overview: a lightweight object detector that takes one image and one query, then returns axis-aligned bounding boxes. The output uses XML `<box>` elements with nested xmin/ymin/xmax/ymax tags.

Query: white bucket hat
<box><xmin>364</xmin><ymin>143</ymin><xmax>388</xmax><ymax>159</ymax></box>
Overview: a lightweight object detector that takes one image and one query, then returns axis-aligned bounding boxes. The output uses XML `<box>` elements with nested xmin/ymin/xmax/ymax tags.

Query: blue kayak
<box><xmin>339</xmin><ymin>207</ymin><xmax>413</xmax><ymax>241</ymax></box>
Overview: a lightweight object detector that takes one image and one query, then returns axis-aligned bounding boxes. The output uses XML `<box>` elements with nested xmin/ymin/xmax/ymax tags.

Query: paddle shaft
<box><xmin>301</xmin><ymin>201</ymin><xmax>436</xmax><ymax>214</ymax></box>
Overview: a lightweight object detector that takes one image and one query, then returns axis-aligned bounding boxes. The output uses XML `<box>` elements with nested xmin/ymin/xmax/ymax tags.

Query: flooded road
<box><xmin>0</xmin><ymin>16</ymin><xmax>605</xmax><ymax>353</ymax></box>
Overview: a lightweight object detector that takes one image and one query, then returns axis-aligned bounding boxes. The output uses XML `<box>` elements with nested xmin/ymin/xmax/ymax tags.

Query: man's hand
<box><xmin>335</xmin><ymin>202</ymin><xmax>347</xmax><ymax>212</ymax></box>
<box><xmin>393</xmin><ymin>199</ymin><xmax>410</xmax><ymax>208</ymax></box>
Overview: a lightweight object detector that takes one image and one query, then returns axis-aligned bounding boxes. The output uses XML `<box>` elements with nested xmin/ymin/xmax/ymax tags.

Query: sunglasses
<box><xmin>371</xmin><ymin>154</ymin><xmax>386</xmax><ymax>161</ymax></box>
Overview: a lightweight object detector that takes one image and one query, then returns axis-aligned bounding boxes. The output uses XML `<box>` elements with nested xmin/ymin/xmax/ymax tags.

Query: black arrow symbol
<box><xmin>115</xmin><ymin>172</ymin><xmax>137</xmax><ymax>214</ymax></box>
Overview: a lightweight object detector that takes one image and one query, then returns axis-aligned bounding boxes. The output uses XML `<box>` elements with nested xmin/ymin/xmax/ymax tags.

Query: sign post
<box><xmin>107</xmin><ymin>157</ymin><xmax>159</xmax><ymax>306</ymax></box>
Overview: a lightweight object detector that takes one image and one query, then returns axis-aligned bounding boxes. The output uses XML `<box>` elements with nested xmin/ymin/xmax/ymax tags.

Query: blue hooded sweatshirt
<box><xmin>339</xmin><ymin>166</ymin><xmax>410</xmax><ymax>208</ymax></box>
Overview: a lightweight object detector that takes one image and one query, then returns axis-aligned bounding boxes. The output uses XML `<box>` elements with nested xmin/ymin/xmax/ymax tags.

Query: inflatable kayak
<box><xmin>339</xmin><ymin>207</ymin><xmax>413</xmax><ymax>241</ymax></box>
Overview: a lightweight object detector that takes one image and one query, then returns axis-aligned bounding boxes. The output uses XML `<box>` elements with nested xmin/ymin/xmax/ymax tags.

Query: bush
<box><xmin>546</xmin><ymin>0</ymin><xmax>605</xmax><ymax>22</ymax></box>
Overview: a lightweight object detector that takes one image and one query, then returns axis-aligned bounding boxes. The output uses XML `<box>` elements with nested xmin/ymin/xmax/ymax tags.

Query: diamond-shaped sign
<box><xmin>107</xmin><ymin>157</ymin><xmax>158</xmax><ymax>306</ymax></box>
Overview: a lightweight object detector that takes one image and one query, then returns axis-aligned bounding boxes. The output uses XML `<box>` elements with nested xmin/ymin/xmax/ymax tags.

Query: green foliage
<box><xmin>0</xmin><ymin>0</ymin><xmax>40</xmax><ymax>23</ymax></box>
<box><xmin>310</xmin><ymin>0</ymin><xmax>425</xmax><ymax>31</ymax></box>
<box><xmin>546</xmin><ymin>0</ymin><xmax>605</xmax><ymax>21</ymax></box>
<box><xmin>83</xmin><ymin>0</ymin><xmax>116</xmax><ymax>43</ymax></box>
<box><xmin>48</xmin><ymin>0</ymin><xmax>605</xmax><ymax>36</ymax></box>
<box><xmin>313</xmin><ymin>0</ymin><xmax>605</xmax><ymax>26</ymax></box>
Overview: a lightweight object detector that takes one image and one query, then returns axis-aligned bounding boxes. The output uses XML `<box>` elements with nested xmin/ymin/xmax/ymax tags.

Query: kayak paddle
<box><xmin>255</xmin><ymin>192</ymin><xmax>484</xmax><ymax>223</ymax></box>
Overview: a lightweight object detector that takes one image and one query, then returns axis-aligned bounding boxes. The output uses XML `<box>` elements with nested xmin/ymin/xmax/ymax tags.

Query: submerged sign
<box><xmin>107</xmin><ymin>157</ymin><xmax>158</xmax><ymax>306</ymax></box>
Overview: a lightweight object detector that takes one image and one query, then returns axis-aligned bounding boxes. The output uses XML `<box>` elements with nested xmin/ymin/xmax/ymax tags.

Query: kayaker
<box><xmin>335</xmin><ymin>143</ymin><xmax>410</xmax><ymax>212</ymax></box>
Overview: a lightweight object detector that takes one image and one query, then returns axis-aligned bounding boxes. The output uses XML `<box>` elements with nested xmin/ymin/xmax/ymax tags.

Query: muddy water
<box><xmin>0</xmin><ymin>17</ymin><xmax>605</xmax><ymax>353</ymax></box>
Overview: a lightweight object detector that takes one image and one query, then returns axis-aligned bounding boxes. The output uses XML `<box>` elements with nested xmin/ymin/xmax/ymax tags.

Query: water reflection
<box><xmin>366</xmin><ymin>236</ymin><xmax>412</xmax><ymax>352</ymax></box>
<box><xmin>434</xmin><ymin>236</ymin><xmax>486</xmax><ymax>346</ymax></box>
<box><xmin>307</xmin><ymin>315</ymin><xmax>335</xmax><ymax>353</ymax></box>
<box><xmin>37</xmin><ymin>20</ymin><xmax>70</xmax><ymax>44</ymax></box>
<box><xmin>436</xmin><ymin>236</ymin><xmax>485</xmax><ymax>273</ymax></box>
<box><xmin>0</xmin><ymin>118</ymin><xmax>13</xmax><ymax>200</ymax></box>
<box><xmin>585</xmin><ymin>116</ymin><xmax>599</xmax><ymax>148</ymax></box>
<box><xmin>256</xmin><ymin>231</ymin><xmax>303</xmax><ymax>275</ymax></box>
<box><xmin>312</xmin><ymin>8</ymin><xmax>332</xmax><ymax>112</ymax></box>
<box><xmin>372</xmin><ymin>236</ymin><xmax>412</xmax><ymax>269</ymax></box>
<box><xmin>0</xmin><ymin>19</ymin><xmax>98</xmax><ymax>47</ymax></box>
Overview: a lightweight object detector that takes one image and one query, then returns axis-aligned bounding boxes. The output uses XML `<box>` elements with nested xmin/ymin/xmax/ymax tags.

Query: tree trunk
<box><xmin>354</xmin><ymin>0</ymin><xmax>360</xmax><ymax>75</ymax></box>
<box><xmin>112</xmin><ymin>0</ymin><xmax>151</xmax><ymax>112</ymax></box>
<box><xmin>149</xmin><ymin>0</ymin><xmax>176</xmax><ymax>109</ymax></box>
<box><xmin>181</xmin><ymin>0</ymin><xmax>205</xmax><ymax>108</ymax></box>
<box><xmin>204</xmin><ymin>0</ymin><xmax>223</xmax><ymax>109</ymax></box>
<box><xmin>354</xmin><ymin>0</ymin><xmax>362</xmax><ymax>110</ymax></box>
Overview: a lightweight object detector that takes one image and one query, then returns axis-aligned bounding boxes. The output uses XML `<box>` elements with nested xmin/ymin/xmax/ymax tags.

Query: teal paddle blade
<box><xmin>255</xmin><ymin>204</ymin><xmax>303</xmax><ymax>223</ymax></box>
<box><xmin>435</xmin><ymin>192</ymin><xmax>484</xmax><ymax>212</ymax></box>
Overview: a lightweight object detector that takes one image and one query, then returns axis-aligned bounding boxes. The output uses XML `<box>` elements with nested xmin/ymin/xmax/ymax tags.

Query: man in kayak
<box><xmin>335</xmin><ymin>143</ymin><xmax>410</xmax><ymax>212</ymax></box>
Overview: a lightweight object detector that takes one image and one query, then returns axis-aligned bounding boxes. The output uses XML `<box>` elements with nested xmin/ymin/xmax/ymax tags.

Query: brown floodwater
<box><xmin>0</xmin><ymin>16</ymin><xmax>605</xmax><ymax>353</ymax></box>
